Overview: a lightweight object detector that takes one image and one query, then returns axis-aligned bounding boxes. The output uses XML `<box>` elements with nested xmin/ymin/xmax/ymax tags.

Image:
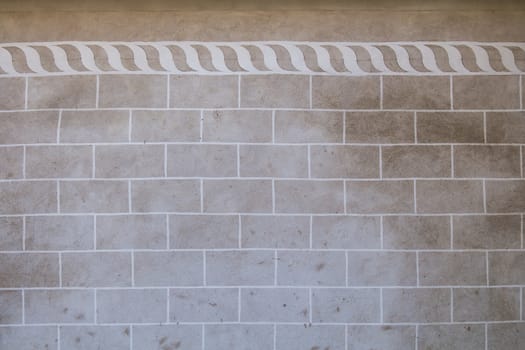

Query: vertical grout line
<box><xmin>309</xmin><ymin>215</ymin><xmax>313</xmax><ymax>249</ymax></box>
<box><xmin>343</xmin><ymin>180</ymin><xmax>347</xmax><ymax>214</ymax></box>
<box><xmin>414</xmin><ymin>112</ymin><xmax>418</xmax><ymax>144</ymax></box>
<box><xmin>416</xmin><ymin>251</ymin><xmax>420</xmax><ymax>287</ymax></box>
<box><xmin>344</xmin><ymin>325</ymin><xmax>348</xmax><ymax>350</ymax></box>
<box><xmin>272</xmin><ymin>180</ymin><xmax>275</xmax><ymax>214</ymax></box>
<box><xmin>483</xmin><ymin>112</ymin><xmax>487</xmax><ymax>143</ymax></box>
<box><xmin>308</xmin><ymin>288</ymin><xmax>312</xmax><ymax>323</ymax></box>
<box><xmin>131</xmin><ymin>251</ymin><xmax>134</xmax><ymax>287</ymax></box>
<box><xmin>22</xmin><ymin>145</ymin><xmax>26</xmax><ymax>179</ymax></box>
<box><xmin>309</xmin><ymin>75</ymin><xmax>313</xmax><ymax>109</ymax></box>
<box><xmin>413</xmin><ymin>180</ymin><xmax>417</xmax><ymax>214</ymax></box>
<box><xmin>484</xmin><ymin>323</ymin><xmax>488</xmax><ymax>350</ymax></box>
<box><xmin>379</xmin><ymin>288</ymin><xmax>383</xmax><ymax>322</ymax></box>
<box><xmin>166</xmin><ymin>214</ymin><xmax>170</xmax><ymax>249</ymax></box>
<box><xmin>449</xmin><ymin>76</ymin><xmax>454</xmax><ymax>110</ymax></box>
<box><xmin>238</xmin><ymin>215</ymin><xmax>242</xmax><ymax>249</ymax></box>
<box><xmin>200</xmin><ymin>110</ymin><xmax>204</xmax><ymax>142</ymax></box>
<box><xmin>57</xmin><ymin>324</ymin><xmax>61</xmax><ymax>350</ymax></box>
<box><xmin>57</xmin><ymin>109</ymin><xmax>62</xmax><ymax>143</ymax></box>
<box><xmin>166</xmin><ymin>288</ymin><xmax>170</xmax><ymax>323</ymax></box>
<box><xmin>24</xmin><ymin>76</ymin><xmax>28</xmax><ymax>109</ymax></box>
<box><xmin>520</xmin><ymin>146</ymin><xmax>523</xmax><ymax>178</ymax></box>
<box><xmin>415</xmin><ymin>325</ymin><xmax>418</xmax><ymax>350</ymax></box>
<box><xmin>520</xmin><ymin>74</ymin><xmax>523</xmax><ymax>110</ymax></box>
<box><xmin>128</xmin><ymin>110</ymin><xmax>132</xmax><ymax>143</ymax></box>
<box><xmin>166</xmin><ymin>74</ymin><xmax>170</xmax><ymax>108</ymax></box>
<box><xmin>486</xmin><ymin>251</ymin><xmax>490</xmax><ymax>286</ymax></box>
<box><xmin>482</xmin><ymin>180</ymin><xmax>487</xmax><ymax>213</ymax></box>
<box><xmin>274</xmin><ymin>250</ymin><xmax>278</xmax><ymax>286</ymax></box>
<box><xmin>379</xmin><ymin>145</ymin><xmax>383</xmax><ymax>179</ymax></box>
<box><xmin>450</xmin><ymin>288</ymin><xmax>454</xmax><ymax>322</ymax></box>
<box><xmin>21</xmin><ymin>289</ymin><xmax>25</xmax><ymax>324</ymax></box>
<box><xmin>273</xmin><ymin>324</ymin><xmax>277</xmax><ymax>350</ymax></box>
<box><xmin>342</xmin><ymin>111</ymin><xmax>346</xmax><ymax>144</ymax></box>
<box><xmin>22</xmin><ymin>216</ymin><xmax>26</xmax><ymax>251</ymax></box>
<box><xmin>380</xmin><ymin>75</ymin><xmax>383</xmax><ymax>110</ymax></box>
<box><xmin>450</xmin><ymin>216</ymin><xmax>454</xmax><ymax>250</ymax></box>
<box><xmin>58</xmin><ymin>252</ymin><xmax>62</xmax><ymax>287</ymax></box>
<box><xmin>57</xmin><ymin>180</ymin><xmax>60</xmax><ymax>213</ymax></box>
<box><xmin>200</xmin><ymin>179</ymin><xmax>204</xmax><ymax>213</ymax></box>
<box><xmin>380</xmin><ymin>216</ymin><xmax>384</xmax><ymax>250</ymax></box>
<box><xmin>92</xmin><ymin>145</ymin><xmax>96</xmax><ymax>178</ymax></box>
<box><xmin>201</xmin><ymin>324</ymin><xmax>205</xmax><ymax>350</ymax></box>
<box><xmin>520</xmin><ymin>286</ymin><xmax>523</xmax><ymax>321</ymax></box>
<box><xmin>95</xmin><ymin>75</ymin><xmax>99</xmax><ymax>108</ymax></box>
<box><xmin>237</xmin><ymin>144</ymin><xmax>240</xmax><ymax>177</ymax></box>
<box><xmin>94</xmin><ymin>289</ymin><xmax>97</xmax><ymax>324</ymax></box>
<box><xmin>307</xmin><ymin>145</ymin><xmax>311</xmax><ymax>178</ymax></box>
<box><xmin>164</xmin><ymin>144</ymin><xmax>168</xmax><ymax>177</ymax></box>
<box><xmin>93</xmin><ymin>215</ymin><xmax>97</xmax><ymax>250</ymax></box>
<box><xmin>238</xmin><ymin>75</ymin><xmax>241</xmax><ymax>109</ymax></box>
<box><xmin>521</xmin><ymin>214</ymin><xmax>523</xmax><ymax>249</ymax></box>
<box><xmin>203</xmin><ymin>250</ymin><xmax>207</xmax><ymax>286</ymax></box>
<box><xmin>345</xmin><ymin>250</ymin><xmax>348</xmax><ymax>286</ymax></box>
<box><xmin>130</xmin><ymin>325</ymin><xmax>133</xmax><ymax>350</ymax></box>
<box><xmin>450</xmin><ymin>145</ymin><xmax>454</xmax><ymax>178</ymax></box>
<box><xmin>238</xmin><ymin>288</ymin><xmax>241</xmax><ymax>322</ymax></box>
<box><xmin>128</xmin><ymin>180</ymin><xmax>132</xmax><ymax>213</ymax></box>
<box><xmin>272</xmin><ymin>110</ymin><xmax>276</xmax><ymax>144</ymax></box>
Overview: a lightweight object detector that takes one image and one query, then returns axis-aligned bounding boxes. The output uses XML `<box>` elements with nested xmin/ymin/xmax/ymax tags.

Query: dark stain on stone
<box><xmin>316</xmin><ymin>263</ymin><xmax>325</xmax><ymax>271</ymax></box>
<box><xmin>62</xmin><ymin>307</ymin><xmax>69</xmax><ymax>314</ymax></box>
<box><xmin>302</xmin><ymin>308</ymin><xmax>308</xmax><ymax>317</ymax></box>
<box><xmin>75</xmin><ymin>337</ymin><xmax>81</xmax><ymax>343</ymax></box>
<box><xmin>87</xmin><ymin>331</ymin><xmax>95</xmax><ymax>337</ymax></box>
<box><xmin>311</xmin><ymin>346</ymin><xmax>320</xmax><ymax>350</ymax></box>
<box><xmin>382</xmin><ymin>325</ymin><xmax>392</xmax><ymax>330</ymax></box>
<box><xmin>159</xmin><ymin>336</ymin><xmax>167</xmax><ymax>345</ymax></box>
<box><xmin>75</xmin><ymin>313</ymin><xmax>85</xmax><ymax>320</ymax></box>
<box><xmin>283</xmin><ymin>303</ymin><xmax>287</xmax><ymax>307</ymax></box>
<box><xmin>208</xmin><ymin>302</ymin><xmax>217</xmax><ymax>307</ymax></box>
<box><xmin>124</xmin><ymin>328</ymin><xmax>130</xmax><ymax>336</ymax></box>
<box><xmin>336</xmin><ymin>306</ymin><xmax>340</xmax><ymax>312</ymax></box>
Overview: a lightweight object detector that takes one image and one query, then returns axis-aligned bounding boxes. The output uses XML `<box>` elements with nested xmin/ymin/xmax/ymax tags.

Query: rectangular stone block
<box><xmin>0</xmin><ymin>253</ymin><xmax>58</xmax><ymax>287</ymax></box>
<box><xmin>60</xmin><ymin>180</ymin><xmax>128</xmax><ymax>213</ymax></box>
<box><xmin>203</xmin><ymin>180</ymin><xmax>272</xmax><ymax>213</ymax></box>
<box><xmin>453</xmin><ymin>215</ymin><xmax>521</xmax><ymax>249</ymax></box>
<box><xmin>275</xmin><ymin>111</ymin><xmax>343</xmax><ymax>143</ymax></box>
<box><xmin>133</xmin><ymin>325</ymin><xmax>200</xmax><ymax>350</ymax></box>
<box><xmin>312</xmin><ymin>288</ymin><xmax>380</xmax><ymax>323</ymax></box>
<box><xmin>347</xmin><ymin>252</ymin><xmax>417</xmax><ymax>286</ymax></box>
<box><xmin>206</xmin><ymin>250</ymin><xmax>274</xmax><ymax>286</ymax></box>
<box><xmin>171</xmin><ymin>75</ymin><xmax>238</xmax><ymax>108</ymax></box>
<box><xmin>203</xmin><ymin>110</ymin><xmax>272</xmax><ymax>143</ymax></box>
<box><xmin>96</xmin><ymin>214</ymin><xmax>166</xmax><ymax>249</ymax></box>
<box><xmin>345</xmin><ymin>112</ymin><xmax>414</xmax><ymax>144</ymax></box>
<box><xmin>131</xmin><ymin>179</ymin><xmax>200</xmax><ymax>212</ymax></box>
<box><xmin>0</xmin><ymin>181</ymin><xmax>57</xmax><ymax>214</ymax></box>
<box><xmin>0</xmin><ymin>217</ymin><xmax>22</xmax><ymax>251</ymax></box>
<box><xmin>96</xmin><ymin>145</ymin><xmax>164</xmax><ymax>178</ymax></box>
<box><xmin>312</xmin><ymin>216</ymin><xmax>381</xmax><ymax>249</ymax></box>
<box><xmin>25</xmin><ymin>289</ymin><xmax>94</xmax><ymax>324</ymax></box>
<box><xmin>26</xmin><ymin>215</ymin><xmax>93</xmax><ymax>250</ymax></box>
<box><xmin>487</xmin><ymin>323</ymin><xmax>525</xmax><ymax>350</ymax></box>
<box><xmin>383</xmin><ymin>288</ymin><xmax>451</xmax><ymax>323</ymax></box>
<box><xmin>134</xmin><ymin>251</ymin><xmax>203</xmax><ymax>287</ymax></box>
<box><xmin>241</xmin><ymin>215</ymin><xmax>309</xmax><ymax>249</ymax></box>
<box><xmin>0</xmin><ymin>111</ymin><xmax>58</xmax><ymax>144</ymax></box>
<box><xmin>275</xmin><ymin>180</ymin><xmax>344</xmax><ymax>214</ymax></box>
<box><xmin>167</xmin><ymin>144</ymin><xmax>237</xmax><ymax>177</ymax></box>
<box><xmin>453</xmin><ymin>75</ymin><xmax>520</xmax><ymax>109</ymax></box>
<box><xmin>97</xmin><ymin>289</ymin><xmax>166</xmax><ymax>323</ymax></box>
<box><xmin>418</xmin><ymin>324</ymin><xmax>484</xmax><ymax>350</ymax></box>
<box><xmin>276</xmin><ymin>325</ymin><xmax>345</xmax><ymax>350</ymax></box>
<box><xmin>99</xmin><ymin>75</ymin><xmax>166</xmax><ymax>108</ymax></box>
<box><xmin>241</xmin><ymin>288</ymin><xmax>309</xmax><ymax>322</ymax></box>
<box><xmin>419</xmin><ymin>252</ymin><xmax>486</xmax><ymax>286</ymax></box>
<box><xmin>454</xmin><ymin>145</ymin><xmax>521</xmax><ymax>178</ymax></box>
<box><xmin>240</xmin><ymin>145</ymin><xmax>308</xmax><ymax>178</ymax></box>
<box><xmin>486</xmin><ymin>112</ymin><xmax>525</xmax><ymax>143</ymax></box>
<box><xmin>0</xmin><ymin>147</ymin><xmax>22</xmax><ymax>179</ymax></box>
<box><xmin>0</xmin><ymin>290</ymin><xmax>22</xmax><ymax>324</ymax></box>
<box><xmin>311</xmin><ymin>145</ymin><xmax>379</xmax><ymax>178</ymax></box>
<box><xmin>170</xmin><ymin>214</ymin><xmax>238</xmax><ymax>249</ymax></box>
<box><xmin>61</xmin><ymin>252</ymin><xmax>131</xmax><ymax>287</ymax></box>
<box><xmin>312</xmin><ymin>76</ymin><xmax>380</xmax><ymax>109</ymax></box>
<box><xmin>489</xmin><ymin>252</ymin><xmax>525</xmax><ymax>285</ymax></box>
<box><xmin>416</xmin><ymin>112</ymin><xmax>484</xmax><ymax>143</ymax></box>
<box><xmin>60</xmin><ymin>326</ymin><xmax>130</xmax><ymax>350</ymax></box>
<box><xmin>383</xmin><ymin>76</ymin><xmax>450</xmax><ymax>109</ymax></box>
<box><xmin>347</xmin><ymin>326</ymin><xmax>415</xmax><ymax>350</ymax></box>
<box><xmin>416</xmin><ymin>180</ymin><xmax>484</xmax><ymax>214</ymax></box>
<box><xmin>60</xmin><ymin>110</ymin><xmax>128</xmax><ymax>143</ymax></box>
<box><xmin>486</xmin><ymin>180</ymin><xmax>525</xmax><ymax>213</ymax></box>
<box><xmin>0</xmin><ymin>77</ymin><xmax>25</xmax><ymax>109</ymax></box>
<box><xmin>346</xmin><ymin>180</ymin><xmax>414</xmax><ymax>214</ymax></box>
<box><xmin>241</xmin><ymin>75</ymin><xmax>308</xmax><ymax>108</ymax></box>
<box><xmin>131</xmin><ymin>110</ymin><xmax>200</xmax><ymax>142</ymax></box>
<box><xmin>205</xmin><ymin>325</ymin><xmax>273</xmax><ymax>350</ymax></box>
<box><xmin>277</xmin><ymin>251</ymin><xmax>346</xmax><ymax>286</ymax></box>
<box><xmin>28</xmin><ymin>75</ymin><xmax>96</xmax><ymax>108</ymax></box>
<box><xmin>170</xmin><ymin>288</ymin><xmax>238</xmax><ymax>322</ymax></box>
<box><xmin>453</xmin><ymin>287</ymin><xmax>520</xmax><ymax>321</ymax></box>
<box><xmin>0</xmin><ymin>326</ymin><xmax>57</xmax><ymax>350</ymax></box>
<box><xmin>26</xmin><ymin>145</ymin><xmax>92</xmax><ymax>178</ymax></box>
<box><xmin>383</xmin><ymin>216</ymin><xmax>450</xmax><ymax>249</ymax></box>
<box><xmin>382</xmin><ymin>145</ymin><xmax>451</xmax><ymax>178</ymax></box>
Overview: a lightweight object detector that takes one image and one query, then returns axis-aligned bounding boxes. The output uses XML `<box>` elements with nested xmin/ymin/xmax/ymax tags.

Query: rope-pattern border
<box><xmin>0</xmin><ymin>41</ymin><xmax>524</xmax><ymax>76</ymax></box>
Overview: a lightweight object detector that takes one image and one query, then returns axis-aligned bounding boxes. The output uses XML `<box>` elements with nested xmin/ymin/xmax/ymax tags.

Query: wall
<box><xmin>0</xmin><ymin>2</ymin><xmax>524</xmax><ymax>349</ymax></box>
